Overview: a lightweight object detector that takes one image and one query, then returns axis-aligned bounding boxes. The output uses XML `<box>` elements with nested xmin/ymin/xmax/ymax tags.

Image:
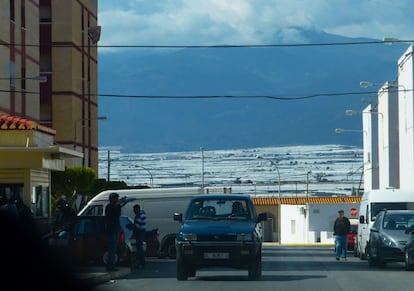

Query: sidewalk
<box><xmin>75</xmin><ymin>266</ymin><xmax>131</xmax><ymax>288</ymax></box>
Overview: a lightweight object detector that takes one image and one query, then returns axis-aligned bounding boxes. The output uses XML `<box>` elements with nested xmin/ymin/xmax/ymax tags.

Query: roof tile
<box><xmin>252</xmin><ymin>196</ymin><xmax>361</xmax><ymax>205</ymax></box>
<box><xmin>0</xmin><ymin>114</ymin><xmax>55</xmax><ymax>134</ymax></box>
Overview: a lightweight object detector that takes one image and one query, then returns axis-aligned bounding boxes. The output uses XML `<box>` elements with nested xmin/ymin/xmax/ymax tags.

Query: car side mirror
<box><xmin>174</xmin><ymin>213</ymin><xmax>183</xmax><ymax>222</ymax></box>
<box><xmin>359</xmin><ymin>215</ymin><xmax>365</xmax><ymax>224</ymax></box>
<box><xmin>405</xmin><ymin>228</ymin><xmax>414</xmax><ymax>235</ymax></box>
<box><xmin>58</xmin><ymin>230</ymin><xmax>70</xmax><ymax>239</ymax></box>
<box><xmin>257</xmin><ymin>213</ymin><xmax>267</xmax><ymax>222</ymax></box>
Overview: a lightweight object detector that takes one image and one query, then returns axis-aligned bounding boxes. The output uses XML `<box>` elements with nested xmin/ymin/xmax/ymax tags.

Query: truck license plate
<box><xmin>204</xmin><ymin>252</ymin><xmax>229</xmax><ymax>259</ymax></box>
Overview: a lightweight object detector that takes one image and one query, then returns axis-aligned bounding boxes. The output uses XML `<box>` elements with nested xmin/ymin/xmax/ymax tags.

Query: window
<box><xmin>21</xmin><ymin>67</ymin><xmax>26</xmax><ymax>89</ymax></box>
<box><xmin>10</xmin><ymin>0</ymin><xmax>15</xmax><ymax>22</ymax></box>
<box><xmin>9</xmin><ymin>62</ymin><xmax>16</xmax><ymax>87</ymax></box>
<box><xmin>39</xmin><ymin>4</ymin><xmax>51</xmax><ymax>22</ymax></box>
<box><xmin>21</xmin><ymin>4</ymin><xmax>25</xmax><ymax>28</ymax></box>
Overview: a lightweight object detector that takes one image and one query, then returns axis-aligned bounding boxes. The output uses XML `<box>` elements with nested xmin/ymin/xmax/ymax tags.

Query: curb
<box><xmin>263</xmin><ymin>242</ymin><xmax>335</xmax><ymax>247</ymax></box>
<box><xmin>76</xmin><ymin>267</ymin><xmax>131</xmax><ymax>287</ymax></box>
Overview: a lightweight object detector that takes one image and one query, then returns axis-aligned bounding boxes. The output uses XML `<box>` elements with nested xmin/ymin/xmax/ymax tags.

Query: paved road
<box><xmin>94</xmin><ymin>245</ymin><xmax>414</xmax><ymax>291</ymax></box>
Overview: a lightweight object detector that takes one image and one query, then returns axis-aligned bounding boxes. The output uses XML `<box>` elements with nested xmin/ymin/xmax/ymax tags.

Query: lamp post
<box><xmin>306</xmin><ymin>170</ymin><xmax>311</xmax><ymax>202</ymax></box>
<box><xmin>257</xmin><ymin>156</ymin><xmax>281</xmax><ymax>199</ymax></box>
<box><xmin>74</xmin><ymin>116</ymin><xmax>107</xmax><ymax>150</ymax></box>
<box><xmin>201</xmin><ymin>147</ymin><xmax>205</xmax><ymax>191</ymax></box>
<box><xmin>74</xmin><ymin>116</ymin><xmax>107</xmax><ymax>168</ymax></box>
<box><xmin>134</xmin><ymin>165</ymin><xmax>154</xmax><ymax>186</ymax></box>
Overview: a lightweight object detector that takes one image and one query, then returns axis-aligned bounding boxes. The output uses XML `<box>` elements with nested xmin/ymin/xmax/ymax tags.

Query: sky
<box><xmin>98</xmin><ymin>0</ymin><xmax>414</xmax><ymax>48</ymax></box>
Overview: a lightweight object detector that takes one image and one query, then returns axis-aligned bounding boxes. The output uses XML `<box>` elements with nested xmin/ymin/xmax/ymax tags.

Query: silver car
<box><xmin>368</xmin><ymin>209</ymin><xmax>414</xmax><ymax>268</ymax></box>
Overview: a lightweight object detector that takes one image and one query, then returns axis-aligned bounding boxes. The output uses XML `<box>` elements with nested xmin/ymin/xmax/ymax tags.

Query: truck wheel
<box><xmin>103</xmin><ymin>251</ymin><xmax>119</xmax><ymax>266</ymax></box>
<box><xmin>176</xmin><ymin>260</ymin><xmax>188</xmax><ymax>280</ymax></box>
<box><xmin>166</xmin><ymin>240</ymin><xmax>176</xmax><ymax>259</ymax></box>
<box><xmin>248</xmin><ymin>255</ymin><xmax>262</xmax><ymax>280</ymax></box>
<box><xmin>187</xmin><ymin>265</ymin><xmax>196</xmax><ymax>277</ymax></box>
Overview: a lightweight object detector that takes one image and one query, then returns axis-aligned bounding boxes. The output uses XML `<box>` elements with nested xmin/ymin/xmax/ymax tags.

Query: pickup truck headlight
<box><xmin>236</xmin><ymin>233</ymin><xmax>253</xmax><ymax>241</ymax></box>
<box><xmin>178</xmin><ymin>232</ymin><xmax>197</xmax><ymax>241</ymax></box>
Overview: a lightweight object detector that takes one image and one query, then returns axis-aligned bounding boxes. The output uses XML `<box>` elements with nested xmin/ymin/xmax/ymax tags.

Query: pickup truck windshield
<box><xmin>185</xmin><ymin>198</ymin><xmax>252</xmax><ymax>220</ymax></box>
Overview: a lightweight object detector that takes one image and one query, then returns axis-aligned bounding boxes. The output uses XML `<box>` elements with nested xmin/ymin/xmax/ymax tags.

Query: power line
<box><xmin>97</xmin><ymin>90</ymin><xmax>381</xmax><ymax>100</ymax></box>
<box><xmin>0</xmin><ymin>88</ymin><xmax>400</xmax><ymax>100</ymax></box>
<box><xmin>6</xmin><ymin>39</ymin><xmax>400</xmax><ymax>49</ymax></box>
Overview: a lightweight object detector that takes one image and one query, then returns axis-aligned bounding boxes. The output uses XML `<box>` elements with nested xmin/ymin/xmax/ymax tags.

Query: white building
<box><xmin>397</xmin><ymin>45</ymin><xmax>414</xmax><ymax>189</ymax></box>
<box><xmin>362</xmin><ymin>104</ymin><xmax>379</xmax><ymax>191</ymax></box>
<box><xmin>377</xmin><ymin>82</ymin><xmax>399</xmax><ymax>189</ymax></box>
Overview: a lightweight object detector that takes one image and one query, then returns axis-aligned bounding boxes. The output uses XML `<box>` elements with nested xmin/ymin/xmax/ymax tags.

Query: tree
<box><xmin>51</xmin><ymin>166</ymin><xmax>96</xmax><ymax>209</ymax></box>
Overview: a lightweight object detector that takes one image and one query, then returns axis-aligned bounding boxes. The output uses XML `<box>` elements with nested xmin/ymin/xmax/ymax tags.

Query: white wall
<box><xmin>280</xmin><ymin>205</ymin><xmax>307</xmax><ymax>244</ymax></box>
<box><xmin>279</xmin><ymin>203</ymin><xmax>360</xmax><ymax>244</ymax></box>
<box><xmin>398</xmin><ymin>45</ymin><xmax>414</xmax><ymax>189</ymax></box>
<box><xmin>377</xmin><ymin>83</ymin><xmax>399</xmax><ymax>189</ymax></box>
<box><xmin>363</xmin><ymin>104</ymin><xmax>379</xmax><ymax>191</ymax></box>
<box><xmin>308</xmin><ymin>203</ymin><xmax>359</xmax><ymax>235</ymax></box>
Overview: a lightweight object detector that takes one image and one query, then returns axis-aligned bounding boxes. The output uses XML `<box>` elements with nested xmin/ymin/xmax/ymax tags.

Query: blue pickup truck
<box><xmin>173</xmin><ymin>194</ymin><xmax>267</xmax><ymax>280</ymax></box>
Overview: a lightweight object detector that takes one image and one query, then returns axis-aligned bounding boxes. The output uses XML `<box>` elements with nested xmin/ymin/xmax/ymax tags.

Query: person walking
<box><xmin>133</xmin><ymin>204</ymin><xmax>146</xmax><ymax>268</ymax></box>
<box><xmin>105</xmin><ymin>192</ymin><xmax>122</xmax><ymax>272</ymax></box>
<box><xmin>333</xmin><ymin>209</ymin><xmax>351</xmax><ymax>261</ymax></box>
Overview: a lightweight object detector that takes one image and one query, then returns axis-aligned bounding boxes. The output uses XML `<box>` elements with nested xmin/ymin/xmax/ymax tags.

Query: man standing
<box><xmin>333</xmin><ymin>209</ymin><xmax>351</xmax><ymax>261</ymax></box>
<box><xmin>133</xmin><ymin>204</ymin><xmax>146</xmax><ymax>268</ymax></box>
<box><xmin>105</xmin><ymin>193</ymin><xmax>122</xmax><ymax>272</ymax></box>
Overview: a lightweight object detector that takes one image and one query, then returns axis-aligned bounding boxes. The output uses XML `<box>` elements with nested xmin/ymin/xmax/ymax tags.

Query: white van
<box><xmin>78</xmin><ymin>186</ymin><xmax>203</xmax><ymax>258</ymax></box>
<box><xmin>356</xmin><ymin>189</ymin><xmax>414</xmax><ymax>259</ymax></box>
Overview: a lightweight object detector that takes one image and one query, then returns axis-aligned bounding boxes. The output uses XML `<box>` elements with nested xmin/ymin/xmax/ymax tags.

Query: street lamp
<box><xmin>345</xmin><ymin>109</ymin><xmax>361</xmax><ymax>116</ymax></box>
<box><xmin>335</xmin><ymin>128</ymin><xmax>366</xmax><ymax>134</ymax></box>
<box><xmin>346</xmin><ymin>108</ymin><xmax>383</xmax><ymax>118</ymax></box>
<box><xmin>360</xmin><ymin>80</ymin><xmax>406</xmax><ymax>93</ymax></box>
<box><xmin>134</xmin><ymin>165</ymin><xmax>154</xmax><ymax>186</ymax></box>
<box><xmin>74</xmin><ymin>116</ymin><xmax>107</xmax><ymax>150</ymax></box>
<box><xmin>257</xmin><ymin>156</ymin><xmax>281</xmax><ymax>199</ymax></box>
<box><xmin>383</xmin><ymin>37</ymin><xmax>414</xmax><ymax>44</ymax></box>
<box><xmin>359</xmin><ymin>81</ymin><xmax>382</xmax><ymax>88</ymax></box>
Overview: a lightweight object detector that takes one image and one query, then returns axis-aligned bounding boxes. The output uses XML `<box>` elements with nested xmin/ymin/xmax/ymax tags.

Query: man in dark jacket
<box><xmin>105</xmin><ymin>192</ymin><xmax>122</xmax><ymax>271</ymax></box>
<box><xmin>333</xmin><ymin>209</ymin><xmax>351</xmax><ymax>261</ymax></box>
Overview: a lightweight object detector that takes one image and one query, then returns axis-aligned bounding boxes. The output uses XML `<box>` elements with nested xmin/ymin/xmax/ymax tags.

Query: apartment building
<box><xmin>0</xmin><ymin>0</ymin><xmax>99</xmax><ymax>217</ymax></box>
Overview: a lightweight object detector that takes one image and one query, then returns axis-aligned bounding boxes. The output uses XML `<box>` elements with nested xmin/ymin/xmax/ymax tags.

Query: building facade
<box><xmin>39</xmin><ymin>0</ymin><xmax>100</xmax><ymax>171</ymax></box>
<box><xmin>0</xmin><ymin>0</ymin><xmax>99</xmax><ymax>217</ymax></box>
<box><xmin>253</xmin><ymin>196</ymin><xmax>361</xmax><ymax>244</ymax></box>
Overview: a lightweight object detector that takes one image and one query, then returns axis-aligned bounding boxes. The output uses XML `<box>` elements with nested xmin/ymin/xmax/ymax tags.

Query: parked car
<box><xmin>174</xmin><ymin>194</ymin><xmax>267</xmax><ymax>280</ymax></box>
<box><xmin>368</xmin><ymin>209</ymin><xmax>414</xmax><ymax>268</ymax></box>
<box><xmin>44</xmin><ymin>215</ymin><xmax>139</xmax><ymax>266</ymax></box>
<box><xmin>404</xmin><ymin>226</ymin><xmax>414</xmax><ymax>270</ymax></box>
<box><xmin>348</xmin><ymin>219</ymin><xmax>358</xmax><ymax>252</ymax></box>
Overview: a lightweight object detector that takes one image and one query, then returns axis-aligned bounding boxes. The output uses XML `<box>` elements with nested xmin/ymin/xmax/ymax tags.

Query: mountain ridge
<box><xmin>98</xmin><ymin>28</ymin><xmax>407</xmax><ymax>153</ymax></box>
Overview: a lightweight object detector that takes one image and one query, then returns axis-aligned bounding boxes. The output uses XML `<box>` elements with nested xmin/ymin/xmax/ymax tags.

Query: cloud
<box><xmin>98</xmin><ymin>0</ymin><xmax>414</xmax><ymax>48</ymax></box>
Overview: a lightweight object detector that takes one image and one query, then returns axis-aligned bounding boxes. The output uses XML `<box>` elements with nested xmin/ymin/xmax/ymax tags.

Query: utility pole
<box><xmin>107</xmin><ymin>150</ymin><xmax>111</xmax><ymax>182</ymax></box>
<box><xmin>201</xmin><ymin>147</ymin><xmax>205</xmax><ymax>191</ymax></box>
